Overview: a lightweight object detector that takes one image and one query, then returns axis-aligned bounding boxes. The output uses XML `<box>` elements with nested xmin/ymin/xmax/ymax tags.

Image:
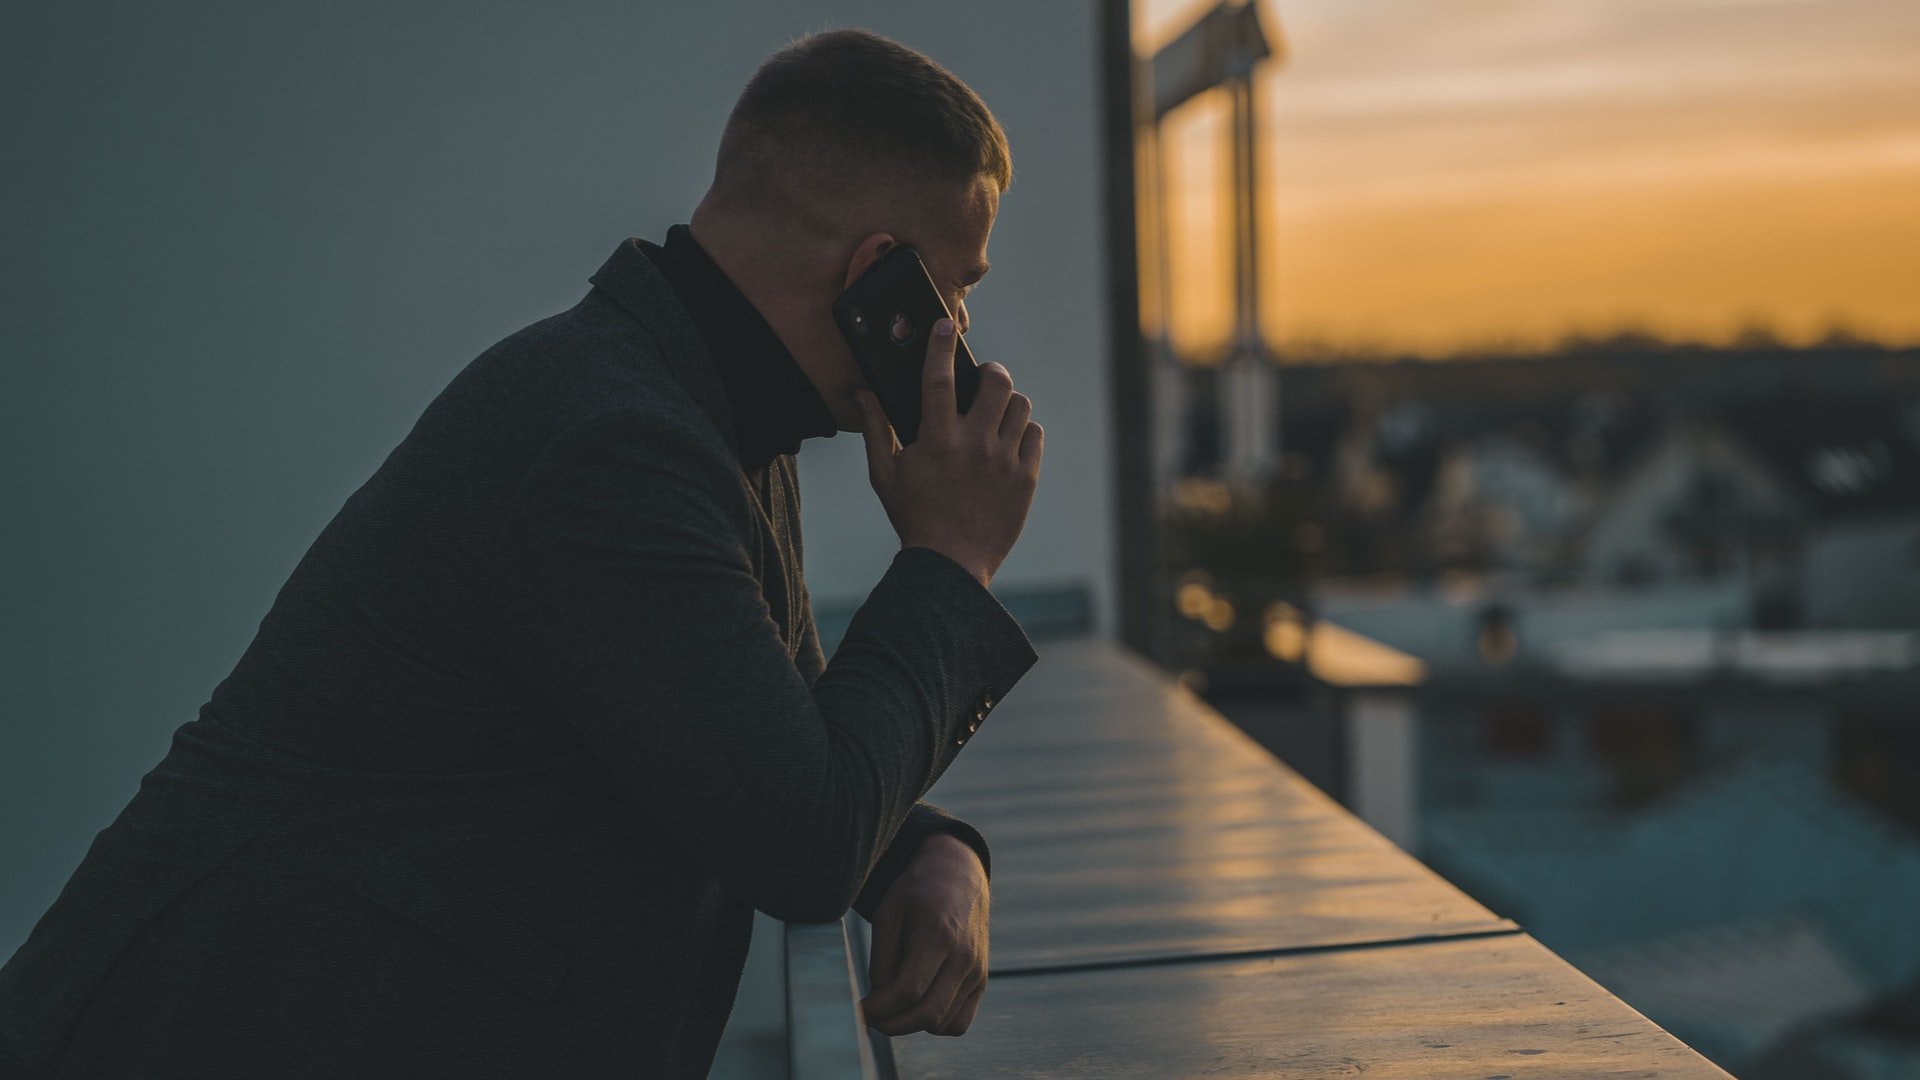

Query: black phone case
<box><xmin>830</xmin><ymin>245</ymin><xmax>981</xmax><ymax>445</ymax></box>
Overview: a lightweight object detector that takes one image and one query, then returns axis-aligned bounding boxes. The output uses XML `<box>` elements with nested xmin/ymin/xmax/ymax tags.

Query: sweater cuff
<box><xmin>895</xmin><ymin>545</ymin><xmax>1038</xmax><ymax>745</ymax></box>
<box><xmin>852</xmin><ymin>803</ymin><xmax>992</xmax><ymax>921</ymax></box>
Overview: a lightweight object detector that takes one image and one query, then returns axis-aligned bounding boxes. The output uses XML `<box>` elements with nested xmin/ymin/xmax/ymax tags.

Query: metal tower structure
<box><xmin>1104</xmin><ymin>0</ymin><xmax>1284</xmax><ymax>661</ymax></box>
<box><xmin>1149</xmin><ymin>0</ymin><xmax>1284</xmax><ymax>492</ymax></box>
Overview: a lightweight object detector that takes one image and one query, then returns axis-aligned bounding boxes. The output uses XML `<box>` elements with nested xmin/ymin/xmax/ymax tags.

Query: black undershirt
<box><xmin>639</xmin><ymin>224</ymin><xmax>838</xmax><ymax>473</ymax></box>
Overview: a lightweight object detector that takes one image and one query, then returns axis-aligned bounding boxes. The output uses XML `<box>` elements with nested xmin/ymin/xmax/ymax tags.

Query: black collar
<box><xmin>638</xmin><ymin>224</ymin><xmax>837</xmax><ymax>473</ymax></box>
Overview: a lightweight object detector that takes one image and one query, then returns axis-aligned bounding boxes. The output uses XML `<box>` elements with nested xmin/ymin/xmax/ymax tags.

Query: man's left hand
<box><xmin>859</xmin><ymin>831</ymin><xmax>990</xmax><ymax>1037</ymax></box>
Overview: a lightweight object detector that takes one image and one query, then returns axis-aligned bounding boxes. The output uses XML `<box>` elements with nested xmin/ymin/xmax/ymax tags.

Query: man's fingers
<box><xmin>967</xmin><ymin>362</ymin><xmax>1015</xmax><ymax>443</ymax></box>
<box><xmin>1018</xmin><ymin>421</ymin><xmax>1044</xmax><ymax>471</ymax></box>
<box><xmin>933</xmin><ymin>972</ymin><xmax>983</xmax><ymax>1030</ymax></box>
<box><xmin>860</xmin><ymin>938</ymin><xmax>943</xmax><ymax>1024</ymax></box>
<box><xmin>997</xmin><ymin>390</ymin><xmax>1032</xmax><ymax>445</ymax></box>
<box><xmin>933</xmin><ymin>974</ymin><xmax>986</xmax><ymax>1037</ymax></box>
<box><xmin>918</xmin><ymin>318</ymin><xmax>959</xmax><ymax>441</ymax></box>
<box><xmin>869</xmin><ymin>953</ymin><xmax>970</xmax><ymax>1037</ymax></box>
<box><xmin>863</xmin><ymin>907</ymin><xmax>904</xmax><ymax>997</ymax></box>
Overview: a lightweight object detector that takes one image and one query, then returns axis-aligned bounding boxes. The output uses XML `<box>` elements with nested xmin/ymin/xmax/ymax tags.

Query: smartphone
<box><xmin>831</xmin><ymin>245</ymin><xmax>982</xmax><ymax>445</ymax></box>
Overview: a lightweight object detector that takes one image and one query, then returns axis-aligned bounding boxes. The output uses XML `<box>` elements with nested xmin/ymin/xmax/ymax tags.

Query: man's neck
<box><xmin>639</xmin><ymin>223</ymin><xmax>838</xmax><ymax>471</ymax></box>
<box><xmin>687</xmin><ymin>203</ymin><xmax>841</xmax><ymax>417</ymax></box>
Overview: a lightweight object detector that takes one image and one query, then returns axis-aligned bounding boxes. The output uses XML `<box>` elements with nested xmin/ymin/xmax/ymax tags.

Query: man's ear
<box><xmin>843</xmin><ymin>232</ymin><xmax>897</xmax><ymax>289</ymax></box>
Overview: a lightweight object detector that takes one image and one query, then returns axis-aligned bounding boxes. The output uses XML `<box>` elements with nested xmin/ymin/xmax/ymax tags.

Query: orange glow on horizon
<box><xmin>1137</xmin><ymin>0</ymin><xmax>1920</xmax><ymax>358</ymax></box>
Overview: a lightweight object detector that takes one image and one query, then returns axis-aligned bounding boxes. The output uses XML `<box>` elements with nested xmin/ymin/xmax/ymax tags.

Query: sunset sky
<box><xmin>1135</xmin><ymin>0</ymin><xmax>1920</xmax><ymax>358</ymax></box>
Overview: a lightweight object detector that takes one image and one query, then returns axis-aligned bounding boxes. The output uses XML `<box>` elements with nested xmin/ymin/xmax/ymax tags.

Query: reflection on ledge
<box><xmin>787</xmin><ymin>637</ymin><xmax>1731</xmax><ymax>1078</ymax></box>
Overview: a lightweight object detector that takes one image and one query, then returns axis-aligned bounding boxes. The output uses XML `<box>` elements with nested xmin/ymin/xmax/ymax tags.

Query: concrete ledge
<box><xmin>788</xmin><ymin>638</ymin><xmax>1730</xmax><ymax>1078</ymax></box>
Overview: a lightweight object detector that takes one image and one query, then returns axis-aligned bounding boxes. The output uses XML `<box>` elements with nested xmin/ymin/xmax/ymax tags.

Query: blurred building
<box><xmin>1156</xmin><ymin>340</ymin><xmax>1920</xmax><ymax>1077</ymax></box>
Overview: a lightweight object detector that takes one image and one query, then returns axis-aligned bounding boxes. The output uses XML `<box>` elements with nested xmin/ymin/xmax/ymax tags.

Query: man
<box><xmin>0</xmin><ymin>27</ymin><xmax>1042</xmax><ymax>1079</ymax></box>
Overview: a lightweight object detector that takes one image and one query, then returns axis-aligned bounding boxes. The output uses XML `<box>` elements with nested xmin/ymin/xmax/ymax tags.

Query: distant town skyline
<box><xmin>1136</xmin><ymin>0</ymin><xmax>1920</xmax><ymax>358</ymax></box>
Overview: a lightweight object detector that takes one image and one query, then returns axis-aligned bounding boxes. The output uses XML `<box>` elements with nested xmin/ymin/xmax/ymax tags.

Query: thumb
<box><xmin>856</xmin><ymin>388</ymin><xmax>898</xmax><ymax>481</ymax></box>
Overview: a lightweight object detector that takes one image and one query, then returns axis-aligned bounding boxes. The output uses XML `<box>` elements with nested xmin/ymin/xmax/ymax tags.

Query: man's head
<box><xmin>688</xmin><ymin>28</ymin><xmax>1011</xmax><ymax>432</ymax></box>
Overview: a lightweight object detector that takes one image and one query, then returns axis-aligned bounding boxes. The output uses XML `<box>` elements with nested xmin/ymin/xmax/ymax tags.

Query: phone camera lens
<box><xmin>850</xmin><ymin>306</ymin><xmax>868</xmax><ymax>335</ymax></box>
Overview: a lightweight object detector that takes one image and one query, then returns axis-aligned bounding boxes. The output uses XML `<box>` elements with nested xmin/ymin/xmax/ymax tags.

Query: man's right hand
<box><xmin>856</xmin><ymin>317</ymin><xmax>1043</xmax><ymax>589</ymax></box>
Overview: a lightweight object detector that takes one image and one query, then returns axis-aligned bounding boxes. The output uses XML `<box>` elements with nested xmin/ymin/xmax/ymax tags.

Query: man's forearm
<box><xmin>493</xmin><ymin>409</ymin><xmax>1031</xmax><ymax>924</ymax></box>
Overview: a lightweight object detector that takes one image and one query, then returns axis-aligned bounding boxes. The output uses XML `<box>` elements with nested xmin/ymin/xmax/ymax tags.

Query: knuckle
<box><xmin>896</xmin><ymin>1006</ymin><xmax>936</xmax><ymax>1033</ymax></box>
<box><xmin>905</xmin><ymin>968</ymin><xmax>941</xmax><ymax>996</ymax></box>
<box><xmin>982</xmin><ymin>364</ymin><xmax>1013</xmax><ymax>390</ymax></box>
<box><xmin>875</xmin><ymin>1006</ymin><xmax>910</xmax><ymax>1037</ymax></box>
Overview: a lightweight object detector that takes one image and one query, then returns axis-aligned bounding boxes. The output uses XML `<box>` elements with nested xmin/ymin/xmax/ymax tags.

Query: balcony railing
<box><xmin>785</xmin><ymin>917</ymin><xmax>889</xmax><ymax>1080</ymax></box>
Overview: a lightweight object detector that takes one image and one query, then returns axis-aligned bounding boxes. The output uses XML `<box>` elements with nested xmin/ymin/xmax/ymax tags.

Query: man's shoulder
<box><xmin>449</xmin><ymin>290</ymin><xmax>731</xmax><ymax>459</ymax></box>
<box><xmin>502</xmin><ymin>396</ymin><xmax>756</xmax><ymax>555</ymax></box>
<box><xmin>542</xmin><ymin>398</ymin><xmax>740</xmax><ymax>490</ymax></box>
<box><xmin>468</xmin><ymin>290</ymin><xmax>687</xmax><ymax>403</ymax></box>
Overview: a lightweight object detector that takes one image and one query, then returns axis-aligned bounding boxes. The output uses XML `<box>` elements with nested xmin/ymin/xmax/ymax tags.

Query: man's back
<box><xmin>0</xmin><ymin>241</ymin><xmax>1036</xmax><ymax>1079</ymax></box>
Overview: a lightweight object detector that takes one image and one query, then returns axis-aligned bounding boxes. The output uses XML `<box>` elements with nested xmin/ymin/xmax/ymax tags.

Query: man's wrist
<box><xmin>914</xmin><ymin>829</ymin><xmax>986</xmax><ymax>876</ymax></box>
<box><xmin>900</xmin><ymin>544</ymin><xmax>992</xmax><ymax>589</ymax></box>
